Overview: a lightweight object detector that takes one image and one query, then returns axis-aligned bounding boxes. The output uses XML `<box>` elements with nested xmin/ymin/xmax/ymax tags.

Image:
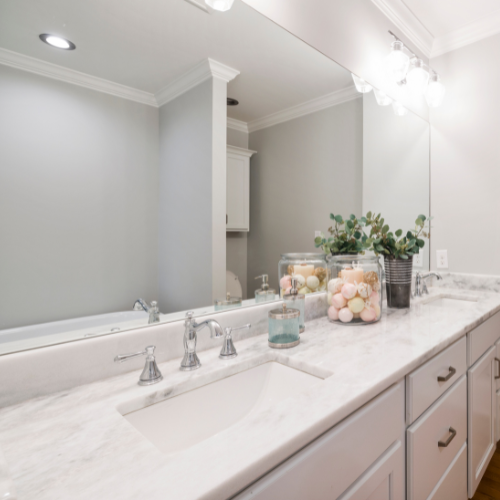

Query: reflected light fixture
<box><xmin>392</xmin><ymin>101</ymin><xmax>408</xmax><ymax>117</ymax></box>
<box><xmin>425</xmin><ymin>74</ymin><xmax>446</xmax><ymax>108</ymax></box>
<box><xmin>351</xmin><ymin>73</ymin><xmax>373</xmax><ymax>93</ymax></box>
<box><xmin>39</xmin><ymin>34</ymin><xmax>76</xmax><ymax>50</ymax></box>
<box><xmin>385</xmin><ymin>41</ymin><xmax>409</xmax><ymax>83</ymax></box>
<box><xmin>374</xmin><ymin>89</ymin><xmax>393</xmax><ymax>106</ymax></box>
<box><xmin>205</xmin><ymin>0</ymin><xmax>234</xmax><ymax>11</ymax></box>
<box><xmin>406</xmin><ymin>58</ymin><xmax>429</xmax><ymax>96</ymax></box>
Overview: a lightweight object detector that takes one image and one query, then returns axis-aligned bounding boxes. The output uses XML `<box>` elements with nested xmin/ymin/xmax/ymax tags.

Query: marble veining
<box><xmin>431</xmin><ymin>272</ymin><xmax>500</xmax><ymax>293</ymax></box>
<box><xmin>1</xmin><ymin>286</ymin><xmax>500</xmax><ymax>499</ymax></box>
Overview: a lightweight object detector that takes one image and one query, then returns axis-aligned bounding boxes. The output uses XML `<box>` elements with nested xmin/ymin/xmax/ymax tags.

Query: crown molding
<box><xmin>247</xmin><ymin>86</ymin><xmax>360</xmax><ymax>133</ymax></box>
<box><xmin>431</xmin><ymin>10</ymin><xmax>500</xmax><ymax>58</ymax></box>
<box><xmin>371</xmin><ymin>0</ymin><xmax>434</xmax><ymax>59</ymax></box>
<box><xmin>227</xmin><ymin>117</ymin><xmax>249</xmax><ymax>133</ymax></box>
<box><xmin>0</xmin><ymin>48</ymin><xmax>157</xmax><ymax>107</ymax></box>
<box><xmin>227</xmin><ymin>144</ymin><xmax>256</xmax><ymax>157</ymax></box>
<box><xmin>156</xmin><ymin>58</ymin><xmax>240</xmax><ymax>107</ymax></box>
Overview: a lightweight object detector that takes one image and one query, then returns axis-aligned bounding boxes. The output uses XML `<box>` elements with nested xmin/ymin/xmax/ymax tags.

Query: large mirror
<box><xmin>0</xmin><ymin>0</ymin><xmax>429</xmax><ymax>355</ymax></box>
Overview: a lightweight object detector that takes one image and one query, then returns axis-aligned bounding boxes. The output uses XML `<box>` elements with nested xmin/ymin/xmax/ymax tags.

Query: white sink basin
<box><xmin>123</xmin><ymin>361</ymin><xmax>323</xmax><ymax>455</ymax></box>
<box><xmin>423</xmin><ymin>296</ymin><xmax>478</xmax><ymax>308</ymax></box>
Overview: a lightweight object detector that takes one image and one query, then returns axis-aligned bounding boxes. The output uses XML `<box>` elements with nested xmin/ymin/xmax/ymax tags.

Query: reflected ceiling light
<box><xmin>425</xmin><ymin>74</ymin><xmax>446</xmax><ymax>108</ymax></box>
<box><xmin>205</xmin><ymin>0</ymin><xmax>234</xmax><ymax>11</ymax></box>
<box><xmin>39</xmin><ymin>34</ymin><xmax>76</xmax><ymax>50</ymax></box>
<box><xmin>385</xmin><ymin>41</ymin><xmax>409</xmax><ymax>83</ymax></box>
<box><xmin>392</xmin><ymin>101</ymin><xmax>408</xmax><ymax>117</ymax></box>
<box><xmin>227</xmin><ymin>97</ymin><xmax>239</xmax><ymax>106</ymax></box>
<box><xmin>374</xmin><ymin>89</ymin><xmax>393</xmax><ymax>106</ymax></box>
<box><xmin>406</xmin><ymin>59</ymin><xmax>429</xmax><ymax>96</ymax></box>
<box><xmin>351</xmin><ymin>73</ymin><xmax>372</xmax><ymax>93</ymax></box>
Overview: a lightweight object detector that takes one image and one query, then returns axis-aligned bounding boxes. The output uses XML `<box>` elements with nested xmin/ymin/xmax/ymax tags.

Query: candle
<box><xmin>341</xmin><ymin>267</ymin><xmax>364</xmax><ymax>284</ymax></box>
<box><xmin>294</xmin><ymin>264</ymin><xmax>314</xmax><ymax>279</ymax></box>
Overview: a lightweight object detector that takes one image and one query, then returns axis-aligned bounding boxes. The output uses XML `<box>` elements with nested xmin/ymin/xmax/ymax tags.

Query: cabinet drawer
<box><xmin>497</xmin><ymin>389</ymin><xmax>500</xmax><ymax>443</ymax></box>
<box><xmin>406</xmin><ymin>337</ymin><xmax>466</xmax><ymax>424</ymax></box>
<box><xmin>427</xmin><ymin>443</ymin><xmax>467</xmax><ymax>500</ymax></box>
<box><xmin>468</xmin><ymin>311</ymin><xmax>500</xmax><ymax>366</ymax></box>
<box><xmin>407</xmin><ymin>375</ymin><xmax>467</xmax><ymax>500</ymax></box>
<box><xmin>235</xmin><ymin>382</ymin><xmax>404</xmax><ymax>500</ymax></box>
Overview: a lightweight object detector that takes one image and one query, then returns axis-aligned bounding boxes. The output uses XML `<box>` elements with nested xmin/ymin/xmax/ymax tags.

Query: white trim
<box><xmin>227</xmin><ymin>144</ymin><xmax>256</xmax><ymax>157</ymax></box>
<box><xmin>0</xmin><ymin>48</ymin><xmax>157</xmax><ymax>107</ymax></box>
<box><xmin>431</xmin><ymin>10</ymin><xmax>500</xmax><ymax>58</ymax></box>
<box><xmin>183</xmin><ymin>0</ymin><xmax>210</xmax><ymax>14</ymax></box>
<box><xmin>155</xmin><ymin>58</ymin><xmax>239</xmax><ymax>107</ymax></box>
<box><xmin>227</xmin><ymin>118</ymin><xmax>249</xmax><ymax>133</ymax></box>
<box><xmin>247</xmin><ymin>86</ymin><xmax>360</xmax><ymax>133</ymax></box>
<box><xmin>371</xmin><ymin>0</ymin><xmax>434</xmax><ymax>59</ymax></box>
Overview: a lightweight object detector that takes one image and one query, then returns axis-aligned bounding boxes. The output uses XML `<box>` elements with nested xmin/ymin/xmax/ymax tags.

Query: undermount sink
<box><xmin>123</xmin><ymin>361</ymin><xmax>323</xmax><ymax>455</ymax></box>
<box><xmin>422</xmin><ymin>296</ymin><xmax>478</xmax><ymax>308</ymax></box>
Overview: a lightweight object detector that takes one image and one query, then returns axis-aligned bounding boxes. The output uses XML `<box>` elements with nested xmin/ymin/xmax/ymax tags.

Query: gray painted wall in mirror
<box><xmin>0</xmin><ymin>65</ymin><xmax>159</xmax><ymax>330</ymax></box>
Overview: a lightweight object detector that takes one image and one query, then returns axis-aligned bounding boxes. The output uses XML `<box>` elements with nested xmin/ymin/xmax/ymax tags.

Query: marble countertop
<box><xmin>2</xmin><ymin>287</ymin><xmax>500</xmax><ymax>500</ymax></box>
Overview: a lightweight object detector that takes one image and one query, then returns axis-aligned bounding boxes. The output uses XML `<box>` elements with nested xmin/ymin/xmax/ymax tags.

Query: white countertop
<box><xmin>1</xmin><ymin>287</ymin><xmax>500</xmax><ymax>500</ymax></box>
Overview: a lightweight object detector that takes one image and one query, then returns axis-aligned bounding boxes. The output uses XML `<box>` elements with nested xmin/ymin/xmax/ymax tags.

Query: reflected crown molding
<box><xmin>227</xmin><ymin>118</ymin><xmax>249</xmax><ymax>133</ymax></box>
<box><xmin>0</xmin><ymin>48</ymin><xmax>158</xmax><ymax>106</ymax></box>
<box><xmin>155</xmin><ymin>59</ymin><xmax>240</xmax><ymax>107</ymax></box>
<box><xmin>247</xmin><ymin>86</ymin><xmax>360</xmax><ymax>133</ymax></box>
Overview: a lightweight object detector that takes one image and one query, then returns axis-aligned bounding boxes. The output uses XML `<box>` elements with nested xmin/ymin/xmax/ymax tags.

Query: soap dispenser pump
<box><xmin>254</xmin><ymin>274</ymin><xmax>277</xmax><ymax>303</ymax></box>
<box><xmin>283</xmin><ymin>277</ymin><xmax>305</xmax><ymax>333</ymax></box>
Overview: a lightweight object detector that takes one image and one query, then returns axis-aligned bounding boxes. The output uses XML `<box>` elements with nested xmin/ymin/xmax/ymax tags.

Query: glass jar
<box><xmin>278</xmin><ymin>253</ymin><xmax>328</xmax><ymax>297</ymax></box>
<box><xmin>326</xmin><ymin>255</ymin><xmax>383</xmax><ymax>325</ymax></box>
<box><xmin>268</xmin><ymin>303</ymin><xmax>300</xmax><ymax>348</ymax></box>
<box><xmin>214</xmin><ymin>293</ymin><xmax>242</xmax><ymax>311</ymax></box>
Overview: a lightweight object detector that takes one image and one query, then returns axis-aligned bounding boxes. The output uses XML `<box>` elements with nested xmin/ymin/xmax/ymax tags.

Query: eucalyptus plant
<box><xmin>314</xmin><ymin>214</ymin><xmax>368</xmax><ymax>255</ymax></box>
<box><xmin>363</xmin><ymin>211</ymin><xmax>431</xmax><ymax>260</ymax></box>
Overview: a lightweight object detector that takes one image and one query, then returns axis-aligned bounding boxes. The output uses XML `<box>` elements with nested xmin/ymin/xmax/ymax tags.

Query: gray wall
<box><xmin>0</xmin><ymin>65</ymin><xmax>159</xmax><ymax>329</ymax></box>
<box><xmin>158</xmin><ymin>80</ymin><xmax>215</xmax><ymax>313</ymax></box>
<box><xmin>227</xmin><ymin>127</ymin><xmax>249</xmax><ymax>149</ymax></box>
<box><xmin>430</xmin><ymin>33</ymin><xmax>500</xmax><ymax>274</ymax></box>
<box><xmin>247</xmin><ymin>98</ymin><xmax>363</xmax><ymax>295</ymax></box>
<box><xmin>363</xmin><ymin>92</ymin><xmax>430</xmax><ymax>270</ymax></box>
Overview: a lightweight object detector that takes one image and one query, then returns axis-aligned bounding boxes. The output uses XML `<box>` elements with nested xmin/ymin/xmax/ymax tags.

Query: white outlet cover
<box><xmin>414</xmin><ymin>254</ymin><xmax>423</xmax><ymax>267</ymax></box>
<box><xmin>436</xmin><ymin>250</ymin><xmax>448</xmax><ymax>269</ymax></box>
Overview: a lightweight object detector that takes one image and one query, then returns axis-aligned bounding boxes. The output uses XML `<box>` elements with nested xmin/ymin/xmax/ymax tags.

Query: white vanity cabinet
<box><xmin>496</xmin><ymin>338</ymin><xmax>500</xmax><ymax>442</ymax></box>
<box><xmin>234</xmin><ymin>382</ymin><xmax>405</xmax><ymax>500</ymax></box>
<box><xmin>226</xmin><ymin>145</ymin><xmax>256</xmax><ymax>232</ymax></box>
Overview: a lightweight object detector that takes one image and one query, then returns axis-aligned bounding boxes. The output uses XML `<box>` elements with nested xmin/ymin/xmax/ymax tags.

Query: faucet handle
<box><xmin>219</xmin><ymin>324</ymin><xmax>251</xmax><ymax>360</ymax></box>
<box><xmin>114</xmin><ymin>345</ymin><xmax>163</xmax><ymax>386</ymax></box>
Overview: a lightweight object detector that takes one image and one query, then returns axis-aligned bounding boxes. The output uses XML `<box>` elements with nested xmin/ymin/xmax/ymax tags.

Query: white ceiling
<box><xmin>403</xmin><ymin>0</ymin><xmax>500</xmax><ymax>38</ymax></box>
<box><xmin>0</xmin><ymin>0</ymin><xmax>352</xmax><ymax>122</ymax></box>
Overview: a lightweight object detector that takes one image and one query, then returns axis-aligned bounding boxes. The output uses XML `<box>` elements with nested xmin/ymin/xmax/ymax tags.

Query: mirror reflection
<box><xmin>0</xmin><ymin>0</ymin><xmax>429</xmax><ymax>355</ymax></box>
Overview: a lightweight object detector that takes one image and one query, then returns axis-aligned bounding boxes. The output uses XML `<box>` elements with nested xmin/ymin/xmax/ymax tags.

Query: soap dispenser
<box><xmin>283</xmin><ymin>277</ymin><xmax>305</xmax><ymax>333</ymax></box>
<box><xmin>254</xmin><ymin>274</ymin><xmax>277</xmax><ymax>303</ymax></box>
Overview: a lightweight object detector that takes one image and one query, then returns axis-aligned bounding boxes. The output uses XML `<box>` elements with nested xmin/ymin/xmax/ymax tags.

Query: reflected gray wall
<box><xmin>362</xmin><ymin>93</ymin><xmax>430</xmax><ymax>270</ymax></box>
<box><xmin>0</xmin><ymin>65</ymin><xmax>159</xmax><ymax>329</ymax></box>
<box><xmin>247</xmin><ymin>98</ymin><xmax>363</xmax><ymax>295</ymax></box>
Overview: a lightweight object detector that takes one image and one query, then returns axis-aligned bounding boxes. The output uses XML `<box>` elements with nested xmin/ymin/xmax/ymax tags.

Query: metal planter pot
<box><xmin>384</xmin><ymin>256</ymin><xmax>413</xmax><ymax>308</ymax></box>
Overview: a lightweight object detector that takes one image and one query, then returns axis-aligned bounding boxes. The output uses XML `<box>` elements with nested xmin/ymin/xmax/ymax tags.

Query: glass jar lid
<box><xmin>269</xmin><ymin>303</ymin><xmax>300</xmax><ymax>319</ymax></box>
<box><xmin>280</xmin><ymin>252</ymin><xmax>327</xmax><ymax>261</ymax></box>
<box><xmin>214</xmin><ymin>293</ymin><xmax>242</xmax><ymax>306</ymax></box>
<box><xmin>327</xmin><ymin>254</ymin><xmax>381</xmax><ymax>264</ymax></box>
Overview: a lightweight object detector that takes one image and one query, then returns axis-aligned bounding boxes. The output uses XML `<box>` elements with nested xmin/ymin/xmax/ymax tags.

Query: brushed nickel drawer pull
<box><xmin>437</xmin><ymin>366</ymin><xmax>456</xmax><ymax>382</ymax></box>
<box><xmin>438</xmin><ymin>427</ymin><xmax>457</xmax><ymax>448</ymax></box>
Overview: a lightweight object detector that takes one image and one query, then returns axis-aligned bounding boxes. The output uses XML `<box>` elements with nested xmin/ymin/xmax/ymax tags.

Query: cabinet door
<box><xmin>468</xmin><ymin>346</ymin><xmax>496</xmax><ymax>498</ymax></box>
<box><xmin>226</xmin><ymin>150</ymin><xmax>250</xmax><ymax>231</ymax></box>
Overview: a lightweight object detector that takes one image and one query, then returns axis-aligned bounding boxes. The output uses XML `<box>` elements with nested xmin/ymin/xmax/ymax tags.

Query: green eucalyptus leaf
<box><xmin>382</xmin><ymin>225</ymin><xmax>389</xmax><ymax>234</ymax></box>
<box><xmin>415</xmin><ymin>218</ymin><xmax>423</xmax><ymax>226</ymax></box>
<box><xmin>334</xmin><ymin>215</ymin><xmax>343</xmax><ymax>224</ymax></box>
<box><xmin>418</xmin><ymin>214</ymin><xmax>426</xmax><ymax>222</ymax></box>
<box><xmin>400</xmin><ymin>254</ymin><xmax>409</xmax><ymax>260</ymax></box>
<box><xmin>314</xmin><ymin>236</ymin><xmax>322</xmax><ymax>245</ymax></box>
<box><xmin>395</xmin><ymin>229</ymin><xmax>403</xmax><ymax>237</ymax></box>
<box><xmin>330</xmin><ymin>213</ymin><xmax>335</xmax><ymax>220</ymax></box>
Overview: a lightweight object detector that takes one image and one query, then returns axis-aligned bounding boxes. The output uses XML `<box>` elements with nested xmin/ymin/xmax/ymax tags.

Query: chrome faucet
<box><xmin>219</xmin><ymin>324</ymin><xmax>251</xmax><ymax>360</ymax></box>
<box><xmin>181</xmin><ymin>312</ymin><xmax>223</xmax><ymax>371</ymax></box>
<box><xmin>133</xmin><ymin>298</ymin><xmax>160</xmax><ymax>324</ymax></box>
<box><xmin>114</xmin><ymin>345</ymin><xmax>163</xmax><ymax>386</ymax></box>
<box><xmin>414</xmin><ymin>272</ymin><xmax>443</xmax><ymax>297</ymax></box>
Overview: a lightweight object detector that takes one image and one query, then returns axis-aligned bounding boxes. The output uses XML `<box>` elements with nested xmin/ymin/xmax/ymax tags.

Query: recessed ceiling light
<box><xmin>39</xmin><ymin>34</ymin><xmax>76</xmax><ymax>50</ymax></box>
<box><xmin>227</xmin><ymin>98</ymin><xmax>239</xmax><ymax>106</ymax></box>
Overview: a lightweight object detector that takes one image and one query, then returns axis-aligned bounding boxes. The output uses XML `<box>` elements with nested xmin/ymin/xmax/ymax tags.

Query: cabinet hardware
<box><xmin>438</xmin><ymin>427</ymin><xmax>456</xmax><ymax>448</ymax></box>
<box><xmin>437</xmin><ymin>366</ymin><xmax>456</xmax><ymax>382</ymax></box>
<box><xmin>495</xmin><ymin>358</ymin><xmax>500</xmax><ymax>379</ymax></box>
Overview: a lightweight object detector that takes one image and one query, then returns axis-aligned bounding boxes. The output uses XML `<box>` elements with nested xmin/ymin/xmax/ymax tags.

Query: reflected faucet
<box><xmin>414</xmin><ymin>272</ymin><xmax>443</xmax><ymax>297</ymax></box>
<box><xmin>133</xmin><ymin>298</ymin><xmax>160</xmax><ymax>324</ymax></box>
<box><xmin>180</xmin><ymin>311</ymin><xmax>223</xmax><ymax>371</ymax></box>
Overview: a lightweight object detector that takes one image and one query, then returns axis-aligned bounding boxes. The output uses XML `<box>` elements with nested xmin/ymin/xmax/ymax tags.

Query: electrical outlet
<box><xmin>315</xmin><ymin>231</ymin><xmax>322</xmax><ymax>238</ymax></box>
<box><xmin>414</xmin><ymin>253</ymin><xmax>423</xmax><ymax>267</ymax></box>
<box><xmin>436</xmin><ymin>250</ymin><xmax>448</xmax><ymax>269</ymax></box>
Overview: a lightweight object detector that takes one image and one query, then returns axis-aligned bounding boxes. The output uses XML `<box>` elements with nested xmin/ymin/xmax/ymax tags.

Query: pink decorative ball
<box><xmin>331</xmin><ymin>293</ymin><xmax>347</xmax><ymax>309</ymax></box>
<box><xmin>328</xmin><ymin>306</ymin><xmax>340</xmax><ymax>321</ymax></box>
<box><xmin>360</xmin><ymin>307</ymin><xmax>377</xmax><ymax>322</ymax></box>
<box><xmin>280</xmin><ymin>275</ymin><xmax>292</xmax><ymax>290</ymax></box>
<box><xmin>370</xmin><ymin>291</ymin><xmax>380</xmax><ymax>304</ymax></box>
<box><xmin>339</xmin><ymin>307</ymin><xmax>354</xmax><ymax>323</ymax></box>
<box><xmin>341</xmin><ymin>282</ymin><xmax>357</xmax><ymax>300</ymax></box>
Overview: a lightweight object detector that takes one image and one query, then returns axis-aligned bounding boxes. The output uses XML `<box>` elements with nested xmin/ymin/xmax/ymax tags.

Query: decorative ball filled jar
<box><xmin>326</xmin><ymin>255</ymin><xmax>383</xmax><ymax>325</ymax></box>
<box><xmin>279</xmin><ymin>253</ymin><xmax>328</xmax><ymax>297</ymax></box>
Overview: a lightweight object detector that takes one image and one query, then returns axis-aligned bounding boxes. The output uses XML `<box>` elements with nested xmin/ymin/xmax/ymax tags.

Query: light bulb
<box><xmin>205</xmin><ymin>0</ymin><xmax>235</xmax><ymax>11</ymax></box>
<box><xmin>406</xmin><ymin>59</ymin><xmax>429</xmax><ymax>96</ymax></box>
<box><xmin>351</xmin><ymin>73</ymin><xmax>373</xmax><ymax>94</ymax></box>
<box><xmin>384</xmin><ymin>41</ymin><xmax>409</xmax><ymax>83</ymax></box>
<box><xmin>425</xmin><ymin>74</ymin><xmax>446</xmax><ymax>107</ymax></box>
<box><xmin>374</xmin><ymin>89</ymin><xmax>393</xmax><ymax>106</ymax></box>
<box><xmin>392</xmin><ymin>101</ymin><xmax>408</xmax><ymax>116</ymax></box>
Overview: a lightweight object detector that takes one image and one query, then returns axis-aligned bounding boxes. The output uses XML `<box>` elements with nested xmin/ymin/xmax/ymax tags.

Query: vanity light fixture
<box><xmin>425</xmin><ymin>73</ymin><xmax>446</xmax><ymax>108</ymax></box>
<box><xmin>39</xmin><ymin>34</ymin><xmax>76</xmax><ymax>50</ymax></box>
<box><xmin>406</xmin><ymin>58</ymin><xmax>429</xmax><ymax>96</ymax></box>
<box><xmin>385</xmin><ymin>40</ymin><xmax>410</xmax><ymax>84</ymax></box>
<box><xmin>227</xmin><ymin>97</ymin><xmax>239</xmax><ymax>106</ymax></box>
<box><xmin>373</xmin><ymin>88</ymin><xmax>393</xmax><ymax>106</ymax></box>
<box><xmin>351</xmin><ymin>73</ymin><xmax>373</xmax><ymax>93</ymax></box>
<box><xmin>205</xmin><ymin>0</ymin><xmax>234</xmax><ymax>11</ymax></box>
<box><xmin>392</xmin><ymin>101</ymin><xmax>408</xmax><ymax>117</ymax></box>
